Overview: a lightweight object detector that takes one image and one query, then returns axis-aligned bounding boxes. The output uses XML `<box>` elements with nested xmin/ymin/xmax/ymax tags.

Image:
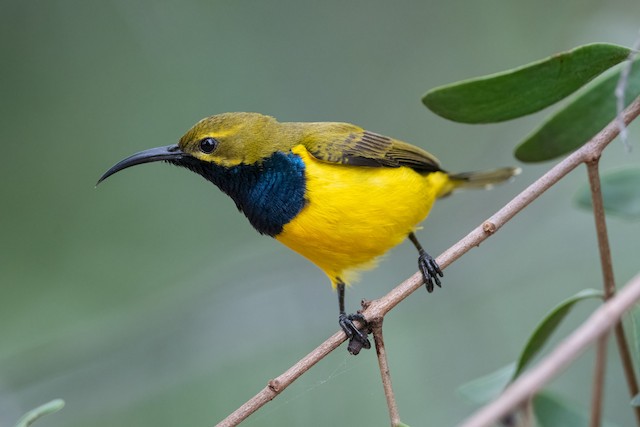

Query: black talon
<box><xmin>339</xmin><ymin>312</ymin><xmax>371</xmax><ymax>355</ymax></box>
<box><xmin>348</xmin><ymin>335</ymin><xmax>369</xmax><ymax>355</ymax></box>
<box><xmin>418</xmin><ymin>250</ymin><xmax>442</xmax><ymax>292</ymax></box>
<box><xmin>336</xmin><ymin>280</ymin><xmax>371</xmax><ymax>355</ymax></box>
<box><xmin>408</xmin><ymin>232</ymin><xmax>444</xmax><ymax>292</ymax></box>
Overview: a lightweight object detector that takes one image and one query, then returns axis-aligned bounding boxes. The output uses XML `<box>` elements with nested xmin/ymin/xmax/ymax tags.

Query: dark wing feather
<box><xmin>385</xmin><ymin>139</ymin><xmax>443</xmax><ymax>172</ymax></box>
<box><xmin>303</xmin><ymin>124</ymin><xmax>442</xmax><ymax>172</ymax></box>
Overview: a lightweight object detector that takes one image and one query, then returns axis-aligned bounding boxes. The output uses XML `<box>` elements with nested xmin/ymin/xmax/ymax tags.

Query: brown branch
<box><xmin>215</xmin><ymin>331</ymin><xmax>346</xmax><ymax>427</ymax></box>
<box><xmin>459</xmin><ymin>273</ymin><xmax>640</xmax><ymax>427</ymax></box>
<box><xmin>215</xmin><ymin>97</ymin><xmax>640</xmax><ymax>427</ymax></box>
<box><xmin>586</xmin><ymin>158</ymin><xmax>616</xmax><ymax>297</ymax></box>
<box><xmin>589</xmin><ymin>334</ymin><xmax>609</xmax><ymax>427</ymax></box>
<box><xmin>587</xmin><ymin>161</ymin><xmax>640</xmax><ymax>425</ymax></box>
<box><xmin>371</xmin><ymin>319</ymin><xmax>402</xmax><ymax>426</ymax></box>
<box><xmin>587</xmin><ymin>161</ymin><xmax>611</xmax><ymax>427</ymax></box>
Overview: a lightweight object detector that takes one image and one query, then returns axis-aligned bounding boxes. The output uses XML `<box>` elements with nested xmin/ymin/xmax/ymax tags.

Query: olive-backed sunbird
<box><xmin>98</xmin><ymin>112</ymin><xmax>519</xmax><ymax>354</ymax></box>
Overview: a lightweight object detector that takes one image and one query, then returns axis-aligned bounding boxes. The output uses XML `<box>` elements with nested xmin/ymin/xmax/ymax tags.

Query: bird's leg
<box><xmin>337</xmin><ymin>280</ymin><xmax>371</xmax><ymax>355</ymax></box>
<box><xmin>408</xmin><ymin>232</ymin><xmax>443</xmax><ymax>293</ymax></box>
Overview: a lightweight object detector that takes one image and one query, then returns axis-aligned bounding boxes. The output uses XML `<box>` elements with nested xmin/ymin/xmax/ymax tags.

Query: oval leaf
<box><xmin>423</xmin><ymin>43</ymin><xmax>630</xmax><ymax>123</ymax></box>
<box><xmin>458</xmin><ymin>290</ymin><xmax>604</xmax><ymax>405</ymax></box>
<box><xmin>534</xmin><ymin>391</ymin><xmax>621</xmax><ymax>427</ymax></box>
<box><xmin>14</xmin><ymin>399</ymin><xmax>65</xmax><ymax>427</ymax></box>
<box><xmin>457</xmin><ymin>363</ymin><xmax>516</xmax><ymax>404</ymax></box>
<box><xmin>516</xmin><ymin>57</ymin><xmax>640</xmax><ymax>162</ymax></box>
<box><xmin>575</xmin><ymin>167</ymin><xmax>640</xmax><ymax>220</ymax></box>
<box><xmin>513</xmin><ymin>289</ymin><xmax>603</xmax><ymax>379</ymax></box>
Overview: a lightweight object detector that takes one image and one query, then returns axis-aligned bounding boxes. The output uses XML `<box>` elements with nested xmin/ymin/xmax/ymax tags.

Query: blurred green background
<box><xmin>2</xmin><ymin>1</ymin><xmax>640</xmax><ymax>426</ymax></box>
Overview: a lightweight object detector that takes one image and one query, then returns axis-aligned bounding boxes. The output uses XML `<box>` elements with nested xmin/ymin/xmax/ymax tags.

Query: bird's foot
<box><xmin>418</xmin><ymin>250</ymin><xmax>443</xmax><ymax>293</ymax></box>
<box><xmin>339</xmin><ymin>312</ymin><xmax>371</xmax><ymax>355</ymax></box>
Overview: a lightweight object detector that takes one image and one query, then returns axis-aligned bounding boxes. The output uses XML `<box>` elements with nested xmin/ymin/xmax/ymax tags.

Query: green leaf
<box><xmin>457</xmin><ymin>363</ymin><xmax>516</xmax><ymax>404</ymax></box>
<box><xmin>626</xmin><ymin>304</ymin><xmax>640</xmax><ymax>389</ymax></box>
<box><xmin>534</xmin><ymin>391</ymin><xmax>621</xmax><ymax>427</ymax></box>
<box><xmin>458</xmin><ymin>290</ymin><xmax>603</xmax><ymax>405</ymax></box>
<box><xmin>423</xmin><ymin>43</ymin><xmax>630</xmax><ymax>123</ymax></box>
<box><xmin>513</xmin><ymin>289</ymin><xmax>603</xmax><ymax>379</ymax></box>
<box><xmin>533</xmin><ymin>392</ymin><xmax>588</xmax><ymax>426</ymax></box>
<box><xmin>14</xmin><ymin>399</ymin><xmax>65</xmax><ymax>427</ymax></box>
<box><xmin>516</xmin><ymin>57</ymin><xmax>640</xmax><ymax>162</ymax></box>
<box><xmin>574</xmin><ymin>167</ymin><xmax>640</xmax><ymax>220</ymax></box>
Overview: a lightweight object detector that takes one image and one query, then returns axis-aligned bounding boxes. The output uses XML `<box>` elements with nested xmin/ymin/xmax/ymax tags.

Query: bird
<box><xmin>98</xmin><ymin>112</ymin><xmax>519</xmax><ymax>354</ymax></box>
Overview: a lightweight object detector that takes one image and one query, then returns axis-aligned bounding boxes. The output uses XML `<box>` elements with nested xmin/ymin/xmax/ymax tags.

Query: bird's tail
<box><xmin>439</xmin><ymin>167</ymin><xmax>521</xmax><ymax>197</ymax></box>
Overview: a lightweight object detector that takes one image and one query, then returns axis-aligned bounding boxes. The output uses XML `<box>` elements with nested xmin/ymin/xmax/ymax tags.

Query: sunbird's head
<box><xmin>97</xmin><ymin>112</ymin><xmax>281</xmax><ymax>185</ymax></box>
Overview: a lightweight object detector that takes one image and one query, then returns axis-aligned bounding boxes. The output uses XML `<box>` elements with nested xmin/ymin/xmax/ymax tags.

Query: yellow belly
<box><xmin>276</xmin><ymin>145</ymin><xmax>452</xmax><ymax>287</ymax></box>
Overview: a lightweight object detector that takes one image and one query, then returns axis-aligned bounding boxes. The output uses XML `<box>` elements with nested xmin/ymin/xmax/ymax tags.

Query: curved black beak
<box><xmin>97</xmin><ymin>144</ymin><xmax>187</xmax><ymax>185</ymax></box>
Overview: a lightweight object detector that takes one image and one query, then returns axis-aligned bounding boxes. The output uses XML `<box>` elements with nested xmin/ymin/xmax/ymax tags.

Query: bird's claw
<box><xmin>418</xmin><ymin>251</ymin><xmax>443</xmax><ymax>293</ymax></box>
<box><xmin>339</xmin><ymin>312</ymin><xmax>371</xmax><ymax>355</ymax></box>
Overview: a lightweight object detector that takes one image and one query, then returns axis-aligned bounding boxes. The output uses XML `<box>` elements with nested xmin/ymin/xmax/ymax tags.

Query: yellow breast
<box><xmin>276</xmin><ymin>145</ymin><xmax>452</xmax><ymax>287</ymax></box>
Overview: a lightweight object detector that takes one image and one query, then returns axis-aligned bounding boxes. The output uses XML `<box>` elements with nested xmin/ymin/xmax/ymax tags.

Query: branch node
<box><xmin>368</xmin><ymin>316</ymin><xmax>384</xmax><ymax>331</ymax></box>
<box><xmin>482</xmin><ymin>221</ymin><xmax>497</xmax><ymax>234</ymax></box>
<box><xmin>585</xmin><ymin>152</ymin><xmax>601</xmax><ymax>165</ymax></box>
<box><xmin>268</xmin><ymin>379</ymin><xmax>282</xmax><ymax>393</ymax></box>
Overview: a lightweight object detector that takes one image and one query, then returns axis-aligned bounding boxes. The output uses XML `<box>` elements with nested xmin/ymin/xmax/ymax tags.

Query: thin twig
<box><xmin>459</xmin><ymin>273</ymin><xmax>640</xmax><ymax>427</ymax></box>
<box><xmin>215</xmin><ymin>331</ymin><xmax>346</xmax><ymax>427</ymax></box>
<box><xmin>214</xmin><ymin>97</ymin><xmax>640</xmax><ymax>427</ymax></box>
<box><xmin>587</xmin><ymin>161</ymin><xmax>610</xmax><ymax>427</ymax></box>
<box><xmin>613</xmin><ymin>306</ymin><xmax>640</xmax><ymax>421</ymax></box>
<box><xmin>589</xmin><ymin>334</ymin><xmax>609</xmax><ymax>427</ymax></box>
<box><xmin>587</xmin><ymin>160</ymin><xmax>640</xmax><ymax>425</ymax></box>
<box><xmin>371</xmin><ymin>319</ymin><xmax>402</xmax><ymax>426</ymax></box>
<box><xmin>586</xmin><ymin>160</ymin><xmax>617</xmax><ymax>300</ymax></box>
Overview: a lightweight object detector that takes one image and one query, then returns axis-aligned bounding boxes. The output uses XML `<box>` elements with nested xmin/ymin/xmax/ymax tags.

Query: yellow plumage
<box><xmin>277</xmin><ymin>144</ymin><xmax>452</xmax><ymax>287</ymax></box>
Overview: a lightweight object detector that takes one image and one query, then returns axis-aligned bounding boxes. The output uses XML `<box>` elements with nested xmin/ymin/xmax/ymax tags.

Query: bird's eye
<box><xmin>199</xmin><ymin>137</ymin><xmax>218</xmax><ymax>154</ymax></box>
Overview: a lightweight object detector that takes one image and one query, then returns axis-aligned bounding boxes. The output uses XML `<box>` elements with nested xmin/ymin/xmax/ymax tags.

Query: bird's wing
<box><xmin>302</xmin><ymin>124</ymin><xmax>442</xmax><ymax>172</ymax></box>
